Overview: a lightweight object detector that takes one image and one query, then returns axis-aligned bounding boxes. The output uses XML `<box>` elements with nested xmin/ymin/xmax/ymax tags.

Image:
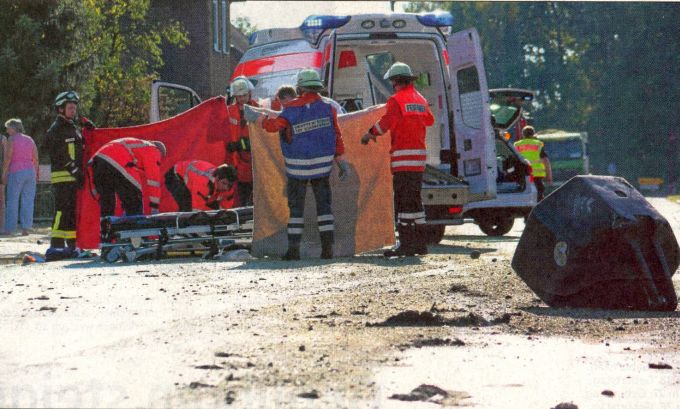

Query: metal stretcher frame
<box><xmin>99</xmin><ymin>207</ymin><xmax>254</xmax><ymax>262</ymax></box>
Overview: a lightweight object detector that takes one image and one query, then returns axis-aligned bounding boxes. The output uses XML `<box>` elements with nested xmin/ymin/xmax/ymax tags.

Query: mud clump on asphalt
<box><xmin>195</xmin><ymin>364</ymin><xmax>224</xmax><ymax>370</ymax></box>
<box><xmin>551</xmin><ymin>403</ymin><xmax>578</xmax><ymax>409</ymax></box>
<box><xmin>298</xmin><ymin>390</ymin><xmax>320</xmax><ymax>399</ymax></box>
<box><xmin>390</xmin><ymin>384</ymin><xmax>471</xmax><ymax>405</ymax></box>
<box><xmin>369</xmin><ymin>310</ymin><xmax>514</xmax><ymax>328</ymax></box>
<box><xmin>368</xmin><ymin>310</ymin><xmax>445</xmax><ymax>327</ymax></box>
<box><xmin>189</xmin><ymin>382</ymin><xmax>215</xmax><ymax>389</ymax></box>
<box><xmin>399</xmin><ymin>337</ymin><xmax>465</xmax><ymax>350</ymax></box>
<box><xmin>649</xmin><ymin>362</ymin><xmax>673</xmax><ymax>369</ymax></box>
<box><xmin>601</xmin><ymin>390</ymin><xmax>614</xmax><ymax>397</ymax></box>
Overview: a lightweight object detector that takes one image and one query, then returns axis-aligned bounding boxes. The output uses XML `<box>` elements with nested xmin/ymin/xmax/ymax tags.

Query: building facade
<box><xmin>149</xmin><ymin>0</ymin><xmax>248</xmax><ymax>99</ymax></box>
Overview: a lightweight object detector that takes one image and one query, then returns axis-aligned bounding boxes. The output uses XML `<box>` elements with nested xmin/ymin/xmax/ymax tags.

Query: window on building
<box><xmin>213</xmin><ymin>0</ymin><xmax>230</xmax><ymax>55</ymax></box>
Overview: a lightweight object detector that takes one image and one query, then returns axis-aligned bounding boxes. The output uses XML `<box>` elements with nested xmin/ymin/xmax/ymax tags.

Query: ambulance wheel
<box><xmin>477</xmin><ymin>215</ymin><xmax>514</xmax><ymax>237</ymax></box>
<box><xmin>422</xmin><ymin>225</ymin><xmax>446</xmax><ymax>245</ymax></box>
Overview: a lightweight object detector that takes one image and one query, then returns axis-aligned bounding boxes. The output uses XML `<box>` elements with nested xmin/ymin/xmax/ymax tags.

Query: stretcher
<box><xmin>99</xmin><ymin>207</ymin><xmax>253</xmax><ymax>263</ymax></box>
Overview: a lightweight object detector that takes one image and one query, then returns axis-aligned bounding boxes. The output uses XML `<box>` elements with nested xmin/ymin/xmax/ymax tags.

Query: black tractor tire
<box><xmin>477</xmin><ymin>215</ymin><xmax>514</xmax><ymax>237</ymax></box>
<box><xmin>422</xmin><ymin>224</ymin><xmax>446</xmax><ymax>245</ymax></box>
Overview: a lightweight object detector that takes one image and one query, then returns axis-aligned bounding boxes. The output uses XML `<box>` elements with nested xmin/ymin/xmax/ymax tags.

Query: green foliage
<box><xmin>234</xmin><ymin>16</ymin><xmax>256</xmax><ymax>37</ymax></box>
<box><xmin>0</xmin><ymin>0</ymin><xmax>187</xmax><ymax>152</ymax></box>
<box><xmin>432</xmin><ymin>2</ymin><xmax>680</xmax><ymax>182</ymax></box>
<box><xmin>86</xmin><ymin>0</ymin><xmax>188</xmax><ymax>127</ymax></box>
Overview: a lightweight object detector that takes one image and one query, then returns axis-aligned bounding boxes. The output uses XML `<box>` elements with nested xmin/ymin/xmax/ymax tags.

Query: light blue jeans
<box><xmin>5</xmin><ymin>168</ymin><xmax>36</xmax><ymax>233</ymax></box>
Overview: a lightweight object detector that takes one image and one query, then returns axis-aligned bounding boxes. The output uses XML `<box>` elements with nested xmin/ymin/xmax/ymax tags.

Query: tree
<box><xmin>86</xmin><ymin>0</ymin><xmax>188</xmax><ymax>127</ymax></box>
<box><xmin>233</xmin><ymin>16</ymin><xmax>256</xmax><ymax>37</ymax></box>
<box><xmin>0</xmin><ymin>0</ymin><xmax>99</xmax><ymax>146</ymax></box>
<box><xmin>0</xmin><ymin>0</ymin><xmax>188</xmax><ymax>150</ymax></box>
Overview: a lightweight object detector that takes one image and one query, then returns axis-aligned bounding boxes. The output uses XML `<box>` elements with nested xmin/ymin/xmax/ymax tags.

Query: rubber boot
<box><xmin>67</xmin><ymin>239</ymin><xmax>76</xmax><ymax>249</ymax></box>
<box><xmin>320</xmin><ymin>232</ymin><xmax>333</xmax><ymax>259</ymax></box>
<box><xmin>413</xmin><ymin>224</ymin><xmax>428</xmax><ymax>256</ymax></box>
<box><xmin>384</xmin><ymin>224</ymin><xmax>415</xmax><ymax>257</ymax></box>
<box><xmin>282</xmin><ymin>245</ymin><xmax>300</xmax><ymax>261</ymax></box>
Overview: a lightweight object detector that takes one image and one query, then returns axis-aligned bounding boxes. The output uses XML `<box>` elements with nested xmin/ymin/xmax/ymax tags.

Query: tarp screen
<box><xmin>77</xmin><ymin>97</ymin><xmax>231</xmax><ymax>249</ymax></box>
<box><xmin>251</xmin><ymin>105</ymin><xmax>395</xmax><ymax>257</ymax></box>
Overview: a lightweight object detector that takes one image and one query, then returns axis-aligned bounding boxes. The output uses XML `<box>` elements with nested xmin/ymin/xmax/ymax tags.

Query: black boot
<box><xmin>320</xmin><ymin>232</ymin><xmax>333</xmax><ymax>259</ymax></box>
<box><xmin>282</xmin><ymin>246</ymin><xmax>300</xmax><ymax>261</ymax></box>
<box><xmin>383</xmin><ymin>244</ymin><xmax>415</xmax><ymax>257</ymax></box>
<box><xmin>385</xmin><ymin>224</ymin><xmax>416</xmax><ymax>257</ymax></box>
<box><xmin>412</xmin><ymin>224</ymin><xmax>428</xmax><ymax>255</ymax></box>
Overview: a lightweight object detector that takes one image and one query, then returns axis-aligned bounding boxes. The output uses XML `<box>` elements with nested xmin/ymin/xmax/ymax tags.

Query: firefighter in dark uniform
<box><xmin>88</xmin><ymin>137</ymin><xmax>166</xmax><ymax>218</ymax></box>
<box><xmin>257</xmin><ymin>69</ymin><xmax>349</xmax><ymax>260</ymax></box>
<box><xmin>165</xmin><ymin>160</ymin><xmax>238</xmax><ymax>212</ymax></box>
<box><xmin>45</xmin><ymin>91</ymin><xmax>85</xmax><ymax>248</ymax></box>
<box><xmin>226</xmin><ymin>76</ymin><xmax>259</xmax><ymax>206</ymax></box>
<box><xmin>362</xmin><ymin>62</ymin><xmax>435</xmax><ymax>257</ymax></box>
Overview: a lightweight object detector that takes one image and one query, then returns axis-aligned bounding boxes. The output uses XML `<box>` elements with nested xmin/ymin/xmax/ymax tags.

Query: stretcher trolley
<box><xmin>99</xmin><ymin>207</ymin><xmax>254</xmax><ymax>263</ymax></box>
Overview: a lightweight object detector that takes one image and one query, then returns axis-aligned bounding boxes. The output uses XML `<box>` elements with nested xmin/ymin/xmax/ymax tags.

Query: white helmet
<box><xmin>230</xmin><ymin>77</ymin><xmax>254</xmax><ymax>96</ymax></box>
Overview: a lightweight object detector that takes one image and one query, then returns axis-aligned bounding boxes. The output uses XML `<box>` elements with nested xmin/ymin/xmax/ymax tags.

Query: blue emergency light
<box><xmin>416</xmin><ymin>11</ymin><xmax>453</xmax><ymax>27</ymax></box>
<box><xmin>300</xmin><ymin>15</ymin><xmax>351</xmax><ymax>44</ymax></box>
<box><xmin>300</xmin><ymin>15</ymin><xmax>351</xmax><ymax>31</ymax></box>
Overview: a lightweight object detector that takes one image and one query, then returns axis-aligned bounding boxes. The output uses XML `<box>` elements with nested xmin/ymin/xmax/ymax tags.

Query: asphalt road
<box><xmin>0</xmin><ymin>198</ymin><xmax>679</xmax><ymax>408</ymax></box>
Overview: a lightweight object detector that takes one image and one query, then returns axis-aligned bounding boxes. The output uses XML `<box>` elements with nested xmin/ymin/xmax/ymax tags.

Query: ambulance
<box><xmin>152</xmin><ymin>11</ymin><xmax>536</xmax><ymax>241</ymax></box>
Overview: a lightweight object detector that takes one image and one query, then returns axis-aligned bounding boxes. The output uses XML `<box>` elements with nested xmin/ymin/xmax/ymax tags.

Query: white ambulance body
<box><xmin>153</xmin><ymin>12</ymin><xmax>535</xmax><ymax>241</ymax></box>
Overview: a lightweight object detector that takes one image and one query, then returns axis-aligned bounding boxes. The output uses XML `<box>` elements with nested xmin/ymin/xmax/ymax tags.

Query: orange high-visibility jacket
<box><xmin>90</xmin><ymin>137</ymin><xmax>162</xmax><ymax>212</ymax></box>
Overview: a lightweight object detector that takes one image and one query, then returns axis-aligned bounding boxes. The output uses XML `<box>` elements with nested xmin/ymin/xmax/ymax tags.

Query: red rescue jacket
<box><xmin>226</xmin><ymin>100</ymin><xmax>259</xmax><ymax>183</ymax></box>
<box><xmin>173</xmin><ymin>160</ymin><xmax>236</xmax><ymax>211</ymax></box>
<box><xmin>369</xmin><ymin>84</ymin><xmax>434</xmax><ymax>173</ymax></box>
<box><xmin>89</xmin><ymin>137</ymin><xmax>162</xmax><ymax>212</ymax></box>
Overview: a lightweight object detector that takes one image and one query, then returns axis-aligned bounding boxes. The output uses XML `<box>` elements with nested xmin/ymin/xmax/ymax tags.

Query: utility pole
<box><xmin>390</xmin><ymin>1</ymin><xmax>396</xmax><ymax>12</ymax></box>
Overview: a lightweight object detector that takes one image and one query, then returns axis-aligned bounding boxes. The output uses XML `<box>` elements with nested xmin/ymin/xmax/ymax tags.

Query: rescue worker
<box><xmin>165</xmin><ymin>160</ymin><xmax>238</xmax><ymax>212</ymax></box>
<box><xmin>88</xmin><ymin>137</ymin><xmax>166</xmax><ymax>218</ymax></box>
<box><xmin>361</xmin><ymin>62</ymin><xmax>434</xmax><ymax>257</ymax></box>
<box><xmin>514</xmin><ymin>125</ymin><xmax>552</xmax><ymax>201</ymax></box>
<box><xmin>253</xmin><ymin>69</ymin><xmax>349</xmax><ymax>260</ymax></box>
<box><xmin>226</xmin><ymin>76</ymin><xmax>259</xmax><ymax>207</ymax></box>
<box><xmin>44</xmin><ymin>91</ymin><xmax>85</xmax><ymax>248</ymax></box>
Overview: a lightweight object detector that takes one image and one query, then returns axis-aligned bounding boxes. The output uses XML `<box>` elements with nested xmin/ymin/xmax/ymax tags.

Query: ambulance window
<box><xmin>366</xmin><ymin>52</ymin><xmax>394</xmax><ymax>79</ymax></box>
<box><xmin>457</xmin><ymin>66</ymin><xmax>482</xmax><ymax>129</ymax></box>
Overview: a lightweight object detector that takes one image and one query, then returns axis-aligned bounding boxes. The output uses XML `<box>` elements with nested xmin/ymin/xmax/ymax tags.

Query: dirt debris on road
<box><xmin>1</xmin><ymin>198</ymin><xmax>680</xmax><ymax>407</ymax></box>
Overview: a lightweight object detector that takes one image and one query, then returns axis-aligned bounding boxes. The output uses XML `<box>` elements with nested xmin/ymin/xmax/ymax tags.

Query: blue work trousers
<box><xmin>286</xmin><ymin>177</ymin><xmax>334</xmax><ymax>246</ymax></box>
<box><xmin>5</xmin><ymin>168</ymin><xmax>36</xmax><ymax>233</ymax></box>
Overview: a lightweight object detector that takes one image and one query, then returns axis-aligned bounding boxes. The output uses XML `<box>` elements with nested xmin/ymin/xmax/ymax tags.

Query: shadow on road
<box><xmin>444</xmin><ymin>234</ymin><xmax>521</xmax><ymax>243</ymax></box>
<box><xmin>521</xmin><ymin>306</ymin><xmax>680</xmax><ymax>319</ymax></box>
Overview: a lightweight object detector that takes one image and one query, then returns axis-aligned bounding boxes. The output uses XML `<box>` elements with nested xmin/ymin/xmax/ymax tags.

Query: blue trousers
<box><xmin>286</xmin><ymin>177</ymin><xmax>334</xmax><ymax>247</ymax></box>
<box><xmin>5</xmin><ymin>168</ymin><xmax>36</xmax><ymax>233</ymax></box>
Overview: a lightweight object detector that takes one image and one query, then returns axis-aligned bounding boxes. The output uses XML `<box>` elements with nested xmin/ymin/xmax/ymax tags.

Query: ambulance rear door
<box><xmin>448</xmin><ymin>28</ymin><xmax>496</xmax><ymax>201</ymax></box>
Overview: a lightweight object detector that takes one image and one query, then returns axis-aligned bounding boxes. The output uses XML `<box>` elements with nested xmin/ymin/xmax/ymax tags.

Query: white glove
<box><xmin>243</xmin><ymin>105</ymin><xmax>263</xmax><ymax>123</ymax></box>
<box><xmin>337</xmin><ymin>160</ymin><xmax>350</xmax><ymax>182</ymax></box>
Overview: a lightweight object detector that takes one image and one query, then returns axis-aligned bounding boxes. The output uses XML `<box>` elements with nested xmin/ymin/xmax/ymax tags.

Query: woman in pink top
<box><xmin>2</xmin><ymin>119</ymin><xmax>39</xmax><ymax>235</ymax></box>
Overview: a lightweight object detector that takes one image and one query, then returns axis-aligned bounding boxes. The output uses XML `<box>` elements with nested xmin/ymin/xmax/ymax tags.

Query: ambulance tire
<box><xmin>477</xmin><ymin>214</ymin><xmax>514</xmax><ymax>237</ymax></box>
<box><xmin>422</xmin><ymin>224</ymin><xmax>445</xmax><ymax>245</ymax></box>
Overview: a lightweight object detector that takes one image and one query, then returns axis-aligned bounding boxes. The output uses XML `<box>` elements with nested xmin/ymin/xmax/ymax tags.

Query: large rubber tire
<box><xmin>477</xmin><ymin>215</ymin><xmax>514</xmax><ymax>237</ymax></box>
<box><xmin>422</xmin><ymin>224</ymin><xmax>446</xmax><ymax>245</ymax></box>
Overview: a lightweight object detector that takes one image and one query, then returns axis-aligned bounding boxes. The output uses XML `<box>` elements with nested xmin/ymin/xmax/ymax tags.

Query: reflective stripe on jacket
<box><xmin>369</xmin><ymin>84</ymin><xmax>434</xmax><ymax>173</ymax></box>
<box><xmin>45</xmin><ymin>116</ymin><xmax>83</xmax><ymax>184</ymax></box>
<box><xmin>226</xmin><ymin>100</ymin><xmax>258</xmax><ymax>183</ymax></box>
<box><xmin>514</xmin><ymin>138</ymin><xmax>546</xmax><ymax>177</ymax></box>
<box><xmin>277</xmin><ymin>96</ymin><xmax>338</xmax><ymax>180</ymax></box>
<box><xmin>174</xmin><ymin>160</ymin><xmax>219</xmax><ymax>211</ymax></box>
<box><xmin>90</xmin><ymin>137</ymin><xmax>162</xmax><ymax>209</ymax></box>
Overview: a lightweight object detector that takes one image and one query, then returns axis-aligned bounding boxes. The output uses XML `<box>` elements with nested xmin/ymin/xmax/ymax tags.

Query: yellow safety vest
<box><xmin>514</xmin><ymin>138</ymin><xmax>546</xmax><ymax>177</ymax></box>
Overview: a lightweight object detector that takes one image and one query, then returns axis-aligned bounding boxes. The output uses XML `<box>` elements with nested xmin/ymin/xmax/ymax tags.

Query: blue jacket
<box><xmin>279</xmin><ymin>99</ymin><xmax>337</xmax><ymax>180</ymax></box>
